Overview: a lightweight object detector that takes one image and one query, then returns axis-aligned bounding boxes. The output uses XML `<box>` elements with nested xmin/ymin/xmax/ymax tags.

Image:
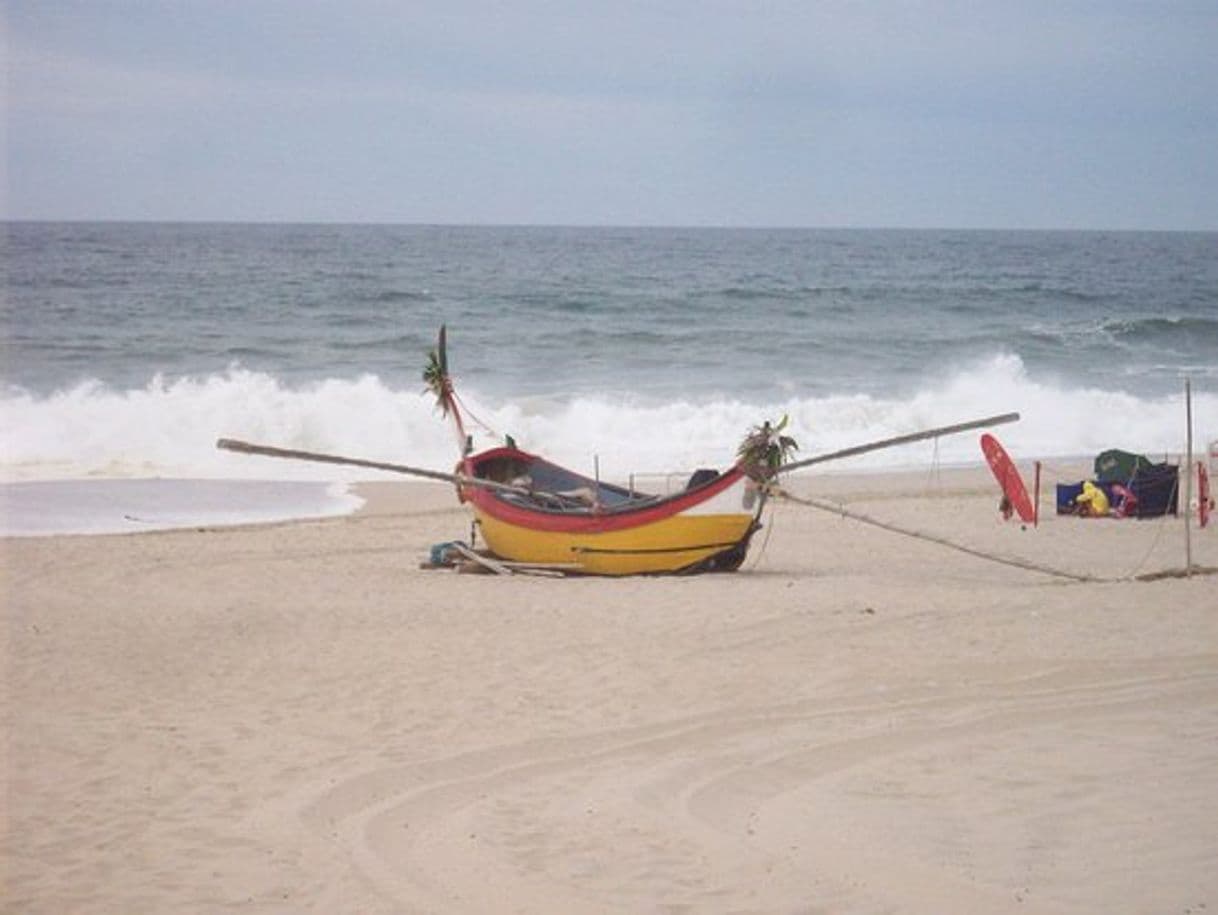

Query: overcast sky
<box><xmin>5</xmin><ymin>1</ymin><xmax>1217</xmax><ymax>229</ymax></box>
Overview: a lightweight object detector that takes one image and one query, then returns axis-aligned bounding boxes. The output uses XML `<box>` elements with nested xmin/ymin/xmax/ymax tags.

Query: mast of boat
<box><xmin>776</xmin><ymin>412</ymin><xmax>1020</xmax><ymax>474</ymax></box>
<box><xmin>427</xmin><ymin>325</ymin><xmax>471</xmax><ymax>457</ymax></box>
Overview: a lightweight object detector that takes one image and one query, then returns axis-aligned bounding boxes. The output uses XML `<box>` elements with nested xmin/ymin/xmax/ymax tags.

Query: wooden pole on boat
<box><xmin>777</xmin><ymin>411</ymin><xmax>1020</xmax><ymax>474</ymax></box>
<box><xmin>215</xmin><ymin>438</ymin><xmax>529</xmax><ymax>497</ymax></box>
<box><xmin>1185</xmin><ymin>378</ymin><xmax>1193</xmax><ymax>576</ymax></box>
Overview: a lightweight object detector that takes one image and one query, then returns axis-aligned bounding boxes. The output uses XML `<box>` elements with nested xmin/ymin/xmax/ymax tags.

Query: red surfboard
<box><xmin>1200</xmin><ymin>462</ymin><xmax>1211</xmax><ymax>529</ymax></box>
<box><xmin>981</xmin><ymin>433</ymin><xmax>1035</xmax><ymax>523</ymax></box>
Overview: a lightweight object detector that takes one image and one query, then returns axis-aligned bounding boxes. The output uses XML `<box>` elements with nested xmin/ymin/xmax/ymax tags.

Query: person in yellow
<box><xmin>1075</xmin><ymin>480</ymin><xmax>1110</xmax><ymax>517</ymax></box>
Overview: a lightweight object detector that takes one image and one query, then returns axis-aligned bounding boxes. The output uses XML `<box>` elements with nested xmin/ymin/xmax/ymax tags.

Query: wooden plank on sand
<box><xmin>450</xmin><ymin>542</ymin><xmax>514</xmax><ymax>575</ymax></box>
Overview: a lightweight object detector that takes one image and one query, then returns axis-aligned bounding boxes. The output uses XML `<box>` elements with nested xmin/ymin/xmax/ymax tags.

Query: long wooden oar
<box><xmin>778</xmin><ymin>411</ymin><xmax>1019</xmax><ymax>474</ymax></box>
<box><xmin>215</xmin><ymin>438</ymin><xmax>529</xmax><ymax>496</ymax></box>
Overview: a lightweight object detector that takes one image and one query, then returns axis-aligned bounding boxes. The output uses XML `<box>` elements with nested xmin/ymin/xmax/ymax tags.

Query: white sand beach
<box><xmin>3</xmin><ymin>467</ymin><xmax>1216</xmax><ymax>914</ymax></box>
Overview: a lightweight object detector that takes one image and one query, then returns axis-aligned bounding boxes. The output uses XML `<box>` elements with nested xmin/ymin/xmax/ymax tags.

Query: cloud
<box><xmin>5</xmin><ymin>1</ymin><xmax>1217</xmax><ymax>227</ymax></box>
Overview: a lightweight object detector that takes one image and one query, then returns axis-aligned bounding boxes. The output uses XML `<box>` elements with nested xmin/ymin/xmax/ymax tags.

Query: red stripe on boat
<box><xmin>461</xmin><ymin>448</ymin><xmax>750</xmax><ymax>534</ymax></box>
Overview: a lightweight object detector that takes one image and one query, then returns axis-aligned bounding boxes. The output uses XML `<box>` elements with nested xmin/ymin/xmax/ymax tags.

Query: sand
<box><xmin>3</xmin><ymin>467</ymin><xmax>1216</xmax><ymax>914</ymax></box>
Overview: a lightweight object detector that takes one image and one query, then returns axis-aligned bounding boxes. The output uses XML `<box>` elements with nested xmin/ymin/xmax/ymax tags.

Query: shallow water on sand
<box><xmin>0</xmin><ymin>479</ymin><xmax>362</xmax><ymax>537</ymax></box>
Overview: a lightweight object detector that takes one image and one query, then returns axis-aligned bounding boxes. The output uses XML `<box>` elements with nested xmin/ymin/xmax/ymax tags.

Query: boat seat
<box><xmin>686</xmin><ymin>468</ymin><xmax>720</xmax><ymax>490</ymax></box>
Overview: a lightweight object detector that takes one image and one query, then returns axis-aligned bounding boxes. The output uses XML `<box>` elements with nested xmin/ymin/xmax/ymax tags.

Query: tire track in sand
<box><xmin>294</xmin><ymin>657</ymin><xmax>1218</xmax><ymax>914</ymax></box>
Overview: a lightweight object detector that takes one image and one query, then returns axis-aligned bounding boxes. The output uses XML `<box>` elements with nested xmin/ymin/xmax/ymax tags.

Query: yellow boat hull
<box><xmin>474</xmin><ymin>508</ymin><xmax>757</xmax><ymax>575</ymax></box>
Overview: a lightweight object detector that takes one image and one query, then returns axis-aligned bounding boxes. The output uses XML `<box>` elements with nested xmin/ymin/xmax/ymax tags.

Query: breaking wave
<box><xmin>3</xmin><ymin>354</ymin><xmax>1215</xmax><ymax>484</ymax></box>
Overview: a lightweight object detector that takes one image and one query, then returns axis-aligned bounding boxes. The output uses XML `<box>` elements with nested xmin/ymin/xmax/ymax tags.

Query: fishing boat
<box><xmin>428</xmin><ymin>328</ymin><xmax>773</xmax><ymax>575</ymax></box>
<box><xmin>217</xmin><ymin>327</ymin><xmax>1019</xmax><ymax>576</ymax></box>
<box><xmin>453</xmin><ymin>444</ymin><xmax>764</xmax><ymax>575</ymax></box>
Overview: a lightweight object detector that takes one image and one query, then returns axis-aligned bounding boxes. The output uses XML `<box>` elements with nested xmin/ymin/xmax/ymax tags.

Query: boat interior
<box><xmin>470</xmin><ymin>450</ymin><xmax>724</xmax><ymax>516</ymax></box>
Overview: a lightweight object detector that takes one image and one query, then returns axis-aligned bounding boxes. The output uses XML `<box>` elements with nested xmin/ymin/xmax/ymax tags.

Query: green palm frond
<box><xmin>738</xmin><ymin>415</ymin><xmax>799</xmax><ymax>479</ymax></box>
<box><xmin>422</xmin><ymin>347</ymin><xmax>450</xmax><ymax>415</ymax></box>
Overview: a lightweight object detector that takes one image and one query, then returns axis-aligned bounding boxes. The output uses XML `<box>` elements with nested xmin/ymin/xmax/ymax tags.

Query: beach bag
<box><xmin>1056</xmin><ymin>482</ymin><xmax>1084</xmax><ymax>514</ymax></box>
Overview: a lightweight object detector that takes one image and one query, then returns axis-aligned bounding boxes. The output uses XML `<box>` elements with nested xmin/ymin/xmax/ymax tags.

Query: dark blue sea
<box><xmin>3</xmin><ymin>222</ymin><xmax>1216</xmax><ymax>532</ymax></box>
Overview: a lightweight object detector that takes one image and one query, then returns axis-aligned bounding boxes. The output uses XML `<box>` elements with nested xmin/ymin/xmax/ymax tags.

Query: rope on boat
<box><xmin>451</xmin><ymin>390</ymin><xmax>500</xmax><ymax>440</ymax></box>
<box><xmin>746</xmin><ymin>499</ymin><xmax>779</xmax><ymax>573</ymax></box>
<box><xmin>773</xmin><ymin>487</ymin><xmax>1100</xmax><ymax>584</ymax></box>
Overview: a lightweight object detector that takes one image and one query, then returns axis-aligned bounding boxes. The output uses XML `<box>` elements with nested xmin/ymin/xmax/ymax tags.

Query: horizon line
<box><xmin>3</xmin><ymin>217</ymin><xmax>1215</xmax><ymax>234</ymax></box>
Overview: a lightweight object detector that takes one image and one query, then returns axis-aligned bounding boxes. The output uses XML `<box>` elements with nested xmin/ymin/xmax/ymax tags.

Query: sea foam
<box><xmin>2</xmin><ymin>354</ymin><xmax>1215</xmax><ymax>485</ymax></box>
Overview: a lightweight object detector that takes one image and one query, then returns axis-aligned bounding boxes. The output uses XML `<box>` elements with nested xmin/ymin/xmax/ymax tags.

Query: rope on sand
<box><xmin>774</xmin><ymin>488</ymin><xmax>1100</xmax><ymax>584</ymax></box>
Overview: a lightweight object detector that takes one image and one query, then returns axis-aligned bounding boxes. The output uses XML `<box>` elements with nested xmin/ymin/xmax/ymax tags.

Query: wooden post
<box><xmin>1034</xmin><ymin>460</ymin><xmax>1041</xmax><ymax>528</ymax></box>
<box><xmin>1185</xmin><ymin>378</ymin><xmax>1193</xmax><ymax>576</ymax></box>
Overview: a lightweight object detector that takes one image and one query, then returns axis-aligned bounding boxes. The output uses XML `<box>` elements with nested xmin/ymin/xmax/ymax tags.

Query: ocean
<box><xmin>3</xmin><ymin>222</ymin><xmax>1216</xmax><ymax>534</ymax></box>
